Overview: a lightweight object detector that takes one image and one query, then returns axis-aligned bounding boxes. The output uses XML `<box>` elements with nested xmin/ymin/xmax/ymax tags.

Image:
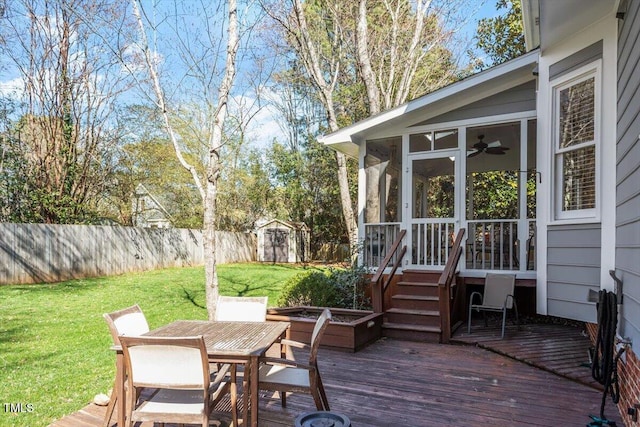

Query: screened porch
<box><xmin>361</xmin><ymin>118</ymin><xmax>537</xmax><ymax>273</ymax></box>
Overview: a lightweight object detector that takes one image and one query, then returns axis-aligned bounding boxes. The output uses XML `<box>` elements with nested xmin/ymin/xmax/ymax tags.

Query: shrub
<box><xmin>276</xmin><ymin>271</ymin><xmax>340</xmax><ymax>307</ymax></box>
<box><xmin>327</xmin><ymin>263</ymin><xmax>371</xmax><ymax>310</ymax></box>
<box><xmin>276</xmin><ymin>264</ymin><xmax>371</xmax><ymax>310</ymax></box>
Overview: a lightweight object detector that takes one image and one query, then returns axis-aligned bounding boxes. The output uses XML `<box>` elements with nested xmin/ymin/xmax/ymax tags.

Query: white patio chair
<box><xmin>467</xmin><ymin>273</ymin><xmax>518</xmax><ymax>339</ymax></box>
<box><xmin>119</xmin><ymin>335</ymin><xmax>235</xmax><ymax>427</ymax></box>
<box><xmin>259</xmin><ymin>308</ymin><xmax>332</xmax><ymax>410</ymax></box>
<box><xmin>214</xmin><ymin>295</ymin><xmax>268</xmax><ymax>322</ymax></box>
<box><xmin>102</xmin><ymin>304</ymin><xmax>150</xmax><ymax>427</ymax></box>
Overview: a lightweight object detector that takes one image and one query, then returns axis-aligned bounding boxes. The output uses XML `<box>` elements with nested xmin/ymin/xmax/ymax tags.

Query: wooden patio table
<box><xmin>113</xmin><ymin>320</ymin><xmax>289</xmax><ymax>427</ymax></box>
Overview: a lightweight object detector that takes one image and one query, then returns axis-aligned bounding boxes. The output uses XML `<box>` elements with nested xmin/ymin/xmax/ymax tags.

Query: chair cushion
<box><xmin>259</xmin><ymin>364</ymin><xmax>310</xmax><ymax>388</ymax></box>
<box><xmin>135</xmin><ymin>389</ymin><xmax>205</xmax><ymax>416</ymax></box>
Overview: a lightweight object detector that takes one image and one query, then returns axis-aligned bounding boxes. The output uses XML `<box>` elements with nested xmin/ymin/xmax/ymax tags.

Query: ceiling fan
<box><xmin>467</xmin><ymin>134</ymin><xmax>509</xmax><ymax>157</ymax></box>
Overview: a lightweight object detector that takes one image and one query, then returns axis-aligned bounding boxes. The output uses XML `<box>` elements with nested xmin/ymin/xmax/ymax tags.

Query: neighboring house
<box><xmin>256</xmin><ymin>219</ymin><xmax>310</xmax><ymax>263</ymax></box>
<box><xmin>131</xmin><ymin>184</ymin><xmax>173</xmax><ymax>229</ymax></box>
<box><xmin>320</xmin><ymin>0</ymin><xmax>638</xmax><ymax>421</ymax></box>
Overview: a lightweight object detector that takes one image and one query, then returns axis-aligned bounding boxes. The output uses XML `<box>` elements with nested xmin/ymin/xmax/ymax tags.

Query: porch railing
<box><xmin>370</xmin><ymin>229</ymin><xmax>407</xmax><ymax>313</ymax></box>
<box><xmin>466</xmin><ymin>220</ymin><xmax>536</xmax><ymax>271</ymax></box>
<box><xmin>365</xmin><ymin>219</ymin><xmax>536</xmax><ymax>271</ymax></box>
<box><xmin>363</xmin><ymin>223</ymin><xmax>401</xmax><ymax>268</ymax></box>
<box><xmin>438</xmin><ymin>228</ymin><xmax>465</xmax><ymax>343</ymax></box>
<box><xmin>411</xmin><ymin>221</ymin><xmax>455</xmax><ymax>268</ymax></box>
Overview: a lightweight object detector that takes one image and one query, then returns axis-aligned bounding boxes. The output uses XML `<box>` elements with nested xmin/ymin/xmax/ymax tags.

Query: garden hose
<box><xmin>588</xmin><ymin>290</ymin><xmax>625</xmax><ymax>427</ymax></box>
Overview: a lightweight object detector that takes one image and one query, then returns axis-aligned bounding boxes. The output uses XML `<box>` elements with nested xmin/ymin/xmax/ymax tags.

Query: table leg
<box><xmin>230</xmin><ymin>364</ymin><xmax>238</xmax><ymax>426</ymax></box>
<box><xmin>250</xmin><ymin>356</ymin><xmax>259</xmax><ymax>427</ymax></box>
<box><xmin>115</xmin><ymin>352</ymin><xmax>125</xmax><ymax>427</ymax></box>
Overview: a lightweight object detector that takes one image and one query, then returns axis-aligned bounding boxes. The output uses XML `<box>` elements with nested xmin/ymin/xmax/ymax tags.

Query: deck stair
<box><xmin>383</xmin><ymin>270</ymin><xmax>444</xmax><ymax>342</ymax></box>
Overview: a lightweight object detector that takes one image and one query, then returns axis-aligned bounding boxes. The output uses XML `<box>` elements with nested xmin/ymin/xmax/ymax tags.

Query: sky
<box><xmin>0</xmin><ymin>1</ymin><xmax>502</xmax><ymax>148</ymax></box>
<box><xmin>243</xmin><ymin>0</ymin><xmax>501</xmax><ymax>148</ymax></box>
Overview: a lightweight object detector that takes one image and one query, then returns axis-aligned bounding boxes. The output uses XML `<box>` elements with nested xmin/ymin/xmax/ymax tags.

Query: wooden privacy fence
<box><xmin>0</xmin><ymin>223</ymin><xmax>256</xmax><ymax>285</ymax></box>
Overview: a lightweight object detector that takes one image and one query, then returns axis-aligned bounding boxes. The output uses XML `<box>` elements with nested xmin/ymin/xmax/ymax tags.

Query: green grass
<box><xmin>0</xmin><ymin>263</ymin><xmax>321</xmax><ymax>427</ymax></box>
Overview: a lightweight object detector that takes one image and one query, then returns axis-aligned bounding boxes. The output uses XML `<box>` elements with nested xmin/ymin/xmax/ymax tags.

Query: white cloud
<box><xmin>229</xmin><ymin>88</ymin><xmax>287</xmax><ymax>149</ymax></box>
<box><xmin>0</xmin><ymin>77</ymin><xmax>24</xmax><ymax>99</ymax></box>
<box><xmin>246</xmin><ymin>103</ymin><xmax>286</xmax><ymax>148</ymax></box>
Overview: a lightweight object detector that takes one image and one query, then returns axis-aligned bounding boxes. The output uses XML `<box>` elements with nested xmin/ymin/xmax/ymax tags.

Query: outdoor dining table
<box><xmin>113</xmin><ymin>319</ymin><xmax>290</xmax><ymax>427</ymax></box>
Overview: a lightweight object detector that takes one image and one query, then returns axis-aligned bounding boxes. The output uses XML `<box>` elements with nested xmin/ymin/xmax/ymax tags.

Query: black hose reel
<box><xmin>587</xmin><ymin>271</ymin><xmax>627</xmax><ymax>427</ymax></box>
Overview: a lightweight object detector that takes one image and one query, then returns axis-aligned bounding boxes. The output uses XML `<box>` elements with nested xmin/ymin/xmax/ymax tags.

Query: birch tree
<box><xmin>130</xmin><ymin>0</ymin><xmax>239</xmax><ymax>319</ymax></box>
<box><xmin>265</xmin><ymin>0</ymin><xmax>466</xmax><ymax>254</ymax></box>
<box><xmin>355</xmin><ymin>0</ymin><xmax>464</xmax><ymax>114</ymax></box>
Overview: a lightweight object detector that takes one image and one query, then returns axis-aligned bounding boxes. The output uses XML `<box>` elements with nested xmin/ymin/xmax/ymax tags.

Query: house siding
<box><xmin>415</xmin><ymin>80</ymin><xmax>536</xmax><ymax>126</ymax></box>
<box><xmin>546</xmin><ymin>224</ymin><xmax>601</xmax><ymax>322</ymax></box>
<box><xmin>549</xmin><ymin>40</ymin><xmax>603</xmax><ymax>80</ymax></box>
<box><xmin>617</xmin><ymin>1</ymin><xmax>640</xmax><ymax>422</ymax></box>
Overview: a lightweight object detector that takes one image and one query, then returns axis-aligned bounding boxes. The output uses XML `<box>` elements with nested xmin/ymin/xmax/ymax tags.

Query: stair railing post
<box><xmin>372</xmin><ymin>276</ymin><xmax>383</xmax><ymax>313</ymax></box>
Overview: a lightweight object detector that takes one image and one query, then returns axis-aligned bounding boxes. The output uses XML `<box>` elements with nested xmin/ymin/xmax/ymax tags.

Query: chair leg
<box><xmin>281</xmin><ymin>390</ymin><xmax>287</xmax><ymax>408</ymax></box>
<box><xmin>513</xmin><ymin>300</ymin><xmax>520</xmax><ymax>330</ymax></box>
<box><xmin>317</xmin><ymin>375</ymin><xmax>330</xmax><ymax>411</ymax></box>
<box><xmin>501</xmin><ymin>308</ymin><xmax>507</xmax><ymax>339</ymax></box>
<box><xmin>467</xmin><ymin>305</ymin><xmax>473</xmax><ymax>334</ymax></box>
<box><xmin>102</xmin><ymin>383</ymin><xmax>116</xmax><ymax>427</ymax></box>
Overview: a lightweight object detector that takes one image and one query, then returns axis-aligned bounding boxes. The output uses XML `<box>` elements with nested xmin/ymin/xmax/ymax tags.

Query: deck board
<box><xmin>50</xmin><ymin>321</ymin><xmax>623</xmax><ymax>427</ymax></box>
<box><xmin>452</xmin><ymin>317</ymin><xmax>599</xmax><ymax>389</ymax></box>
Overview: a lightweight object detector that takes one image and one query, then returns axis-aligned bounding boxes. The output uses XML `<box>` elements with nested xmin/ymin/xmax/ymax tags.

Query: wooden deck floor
<box><xmin>51</xmin><ymin>321</ymin><xmax>623</xmax><ymax>427</ymax></box>
<box><xmin>453</xmin><ymin>316</ymin><xmax>600</xmax><ymax>390</ymax></box>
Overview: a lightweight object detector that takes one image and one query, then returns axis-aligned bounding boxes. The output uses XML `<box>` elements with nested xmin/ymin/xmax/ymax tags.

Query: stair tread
<box><xmin>386</xmin><ymin>307</ymin><xmax>440</xmax><ymax>316</ymax></box>
<box><xmin>402</xmin><ymin>269</ymin><xmax>442</xmax><ymax>274</ymax></box>
<box><xmin>397</xmin><ymin>281</ymin><xmax>439</xmax><ymax>286</ymax></box>
<box><xmin>392</xmin><ymin>294</ymin><xmax>439</xmax><ymax>301</ymax></box>
<box><xmin>383</xmin><ymin>322</ymin><xmax>442</xmax><ymax>333</ymax></box>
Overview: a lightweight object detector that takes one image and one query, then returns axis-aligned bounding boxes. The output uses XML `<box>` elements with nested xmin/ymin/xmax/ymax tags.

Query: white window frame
<box><xmin>551</xmin><ymin>61</ymin><xmax>601</xmax><ymax>221</ymax></box>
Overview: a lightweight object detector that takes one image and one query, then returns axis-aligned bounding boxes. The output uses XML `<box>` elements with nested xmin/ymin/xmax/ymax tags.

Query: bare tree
<box><xmin>356</xmin><ymin>0</ymin><xmax>466</xmax><ymax>114</ymax></box>
<box><xmin>0</xmin><ymin>0</ymin><xmax>135</xmax><ymax>223</ymax></box>
<box><xmin>263</xmin><ymin>0</ymin><xmax>358</xmax><ymax>252</ymax></box>
<box><xmin>130</xmin><ymin>0</ymin><xmax>239</xmax><ymax>319</ymax></box>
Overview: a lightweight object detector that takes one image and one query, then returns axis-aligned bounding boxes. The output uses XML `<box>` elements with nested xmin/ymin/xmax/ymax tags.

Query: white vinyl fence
<box><xmin>0</xmin><ymin>223</ymin><xmax>256</xmax><ymax>285</ymax></box>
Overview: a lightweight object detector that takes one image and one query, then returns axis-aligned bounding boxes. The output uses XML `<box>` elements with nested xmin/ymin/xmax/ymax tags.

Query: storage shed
<box><xmin>256</xmin><ymin>220</ymin><xmax>309</xmax><ymax>263</ymax></box>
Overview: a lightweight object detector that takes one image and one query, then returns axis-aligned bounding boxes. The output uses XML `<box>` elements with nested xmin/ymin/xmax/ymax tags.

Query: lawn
<box><xmin>0</xmin><ymin>263</ymin><xmax>321</xmax><ymax>427</ymax></box>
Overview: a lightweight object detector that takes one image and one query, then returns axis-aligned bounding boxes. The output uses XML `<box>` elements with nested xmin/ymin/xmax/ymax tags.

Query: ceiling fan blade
<box><xmin>472</xmin><ymin>141</ymin><xmax>488</xmax><ymax>150</ymax></box>
<box><xmin>467</xmin><ymin>149</ymin><xmax>482</xmax><ymax>158</ymax></box>
<box><xmin>486</xmin><ymin>140</ymin><xmax>502</xmax><ymax>148</ymax></box>
<box><xmin>485</xmin><ymin>147</ymin><xmax>507</xmax><ymax>155</ymax></box>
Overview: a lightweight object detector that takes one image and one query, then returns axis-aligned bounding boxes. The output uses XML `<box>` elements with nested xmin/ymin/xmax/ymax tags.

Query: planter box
<box><xmin>266</xmin><ymin>306</ymin><xmax>383</xmax><ymax>352</ymax></box>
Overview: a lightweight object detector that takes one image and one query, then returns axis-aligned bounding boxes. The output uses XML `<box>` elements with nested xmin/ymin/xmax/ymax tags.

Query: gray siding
<box><xmin>547</xmin><ymin>224</ymin><xmax>601</xmax><ymax>322</ymax></box>
<box><xmin>414</xmin><ymin>80</ymin><xmax>536</xmax><ymax>126</ymax></box>
<box><xmin>549</xmin><ymin>40</ymin><xmax>603</xmax><ymax>80</ymax></box>
<box><xmin>617</xmin><ymin>0</ymin><xmax>640</xmax><ymax>349</ymax></box>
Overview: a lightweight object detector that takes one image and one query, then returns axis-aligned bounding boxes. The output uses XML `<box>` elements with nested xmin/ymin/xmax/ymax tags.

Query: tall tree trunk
<box><xmin>204</xmin><ymin>0</ymin><xmax>238</xmax><ymax>320</ymax></box>
<box><xmin>288</xmin><ymin>0</ymin><xmax>358</xmax><ymax>252</ymax></box>
<box><xmin>131</xmin><ymin>0</ymin><xmax>238</xmax><ymax>319</ymax></box>
<box><xmin>356</xmin><ymin>0</ymin><xmax>380</xmax><ymax>114</ymax></box>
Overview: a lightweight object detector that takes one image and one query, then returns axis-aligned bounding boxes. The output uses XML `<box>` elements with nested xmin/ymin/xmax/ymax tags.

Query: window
<box><xmin>553</xmin><ymin>63</ymin><xmax>599</xmax><ymax>220</ymax></box>
<box><xmin>409</xmin><ymin>129</ymin><xmax>458</xmax><ymax>152</ymax></box>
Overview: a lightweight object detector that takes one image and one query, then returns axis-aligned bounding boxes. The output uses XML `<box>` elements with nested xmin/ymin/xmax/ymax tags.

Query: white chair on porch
<box><xmin>467</xmin><ymin>273</ymin><xmax>518</xmax><ymax>339</ymax></box>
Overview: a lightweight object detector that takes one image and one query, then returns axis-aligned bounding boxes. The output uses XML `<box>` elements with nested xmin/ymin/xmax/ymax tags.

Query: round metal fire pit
<box><xmin>294</xmin><ymin>411</ymin><xmax>351</xmax><ymax>427</ymax></box>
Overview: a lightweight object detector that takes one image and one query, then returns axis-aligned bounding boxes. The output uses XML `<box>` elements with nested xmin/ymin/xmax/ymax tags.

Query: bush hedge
<box><xmin>276</xmin><ymin>264</ymin><xmax>371</xmax><ymax>310</ymax></box>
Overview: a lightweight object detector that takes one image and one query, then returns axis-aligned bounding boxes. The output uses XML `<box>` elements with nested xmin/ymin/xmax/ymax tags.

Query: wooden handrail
<box><xmin>371</xmin><ymin>229</ymin><xmax>406</xmax><ymax>285</ymax></box>
<box><xmin>438</xmin><ymin>228</ymin><xmax>465</xmax><ymax>288</ymax></box>
<box><xmin>438</xmin><ymin>228</ymin><xmax>465</xmax><ymax>343</ymax></box>
<box><xmin>371</xmin><ymin>229</ymin><xmax>406</xmax><ymax>313</ymax></box>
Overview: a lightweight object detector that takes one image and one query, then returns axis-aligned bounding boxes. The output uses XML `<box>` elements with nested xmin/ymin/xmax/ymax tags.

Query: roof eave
<box><xmin>522</xmin><ymin>0</ymin><xmax>541</xmax><ymax>51</ymax></box>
